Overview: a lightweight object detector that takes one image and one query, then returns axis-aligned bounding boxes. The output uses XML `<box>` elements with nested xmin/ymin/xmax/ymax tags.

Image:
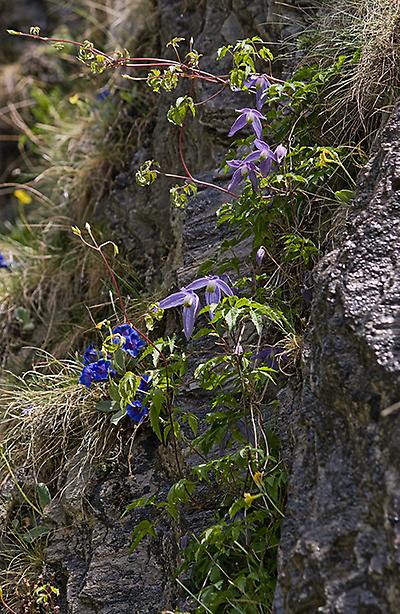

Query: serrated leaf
<box><xmin>149</xmin><ymin>388</ymin><xmax>164</xmax><ymax>441</ymax></box>
<box><xmin>129</xmin><ymin>520</ymin><xmax>156</xmax><ymax>552</ymax></box>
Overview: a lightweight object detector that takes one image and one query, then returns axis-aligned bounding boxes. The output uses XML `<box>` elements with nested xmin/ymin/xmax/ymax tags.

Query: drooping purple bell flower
<box><xmin>185</xmin><ymin>275</ymin><xmax>234</xmax><ymax>318</ymax></box>
<box><xmin>256</xmin><ymin>246</ymin><xmax>266</xmax><ymax>266</ymax></box>
<box><xmin>226</xmin><ymin>159</ymin><xmax>259</xmax><ymax>193</ymax></box>
<box><xmin>274</xmin><ymin>144</ymin><xmax>287</xmax><ymax>164</ymax></box>
<box><xmin>159</xmin><ymin>289</ymin><xmax>200</xmax><ymax>340</ymax></box>
<box><xmin>244</xmin><ymin>74</ymin><xmax>271</xmax><ymax>110</ymax></box>
<box><xmin>244</xmin><ymin>139</ymin><xmax>276</xmax><ymax>177</ymax></box>
<box><xmin>112</xmin><ymin>324</ymin><xmax>146</xmax><ymax>358</ymax></box>
<box><xmin>79</xmin><ymin>359</ymin><xmax>116</xmax><ymax>388</ymax></box>
<box><xmin>228</xmin><ymin>108</ymin><xmax>266</xmax><ymax>140</ymax></box>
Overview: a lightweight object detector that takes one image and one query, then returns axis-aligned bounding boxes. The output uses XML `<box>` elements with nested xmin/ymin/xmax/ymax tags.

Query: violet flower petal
<box><xmin>159</xmin><ymin>291</ymin><xmax>187</xmax><ymax>309</ymax></box>
<box><xmin>228</xmin><ymin>114</ymin><xmax>248</xmax><ymax>137</ymax></box>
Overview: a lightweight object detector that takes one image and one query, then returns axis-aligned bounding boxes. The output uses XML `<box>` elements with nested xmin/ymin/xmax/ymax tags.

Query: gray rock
<box><xmin>274</xmin><ymin>104</ymin><xmax>400</xmax><ymax>613</ymax></box>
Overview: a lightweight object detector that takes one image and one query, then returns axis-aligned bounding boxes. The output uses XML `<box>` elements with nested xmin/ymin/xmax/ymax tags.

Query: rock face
<box><xmin>274</xmin><ymin>106</ymin><xmax>400</xmax><ymax>613</ymax></box>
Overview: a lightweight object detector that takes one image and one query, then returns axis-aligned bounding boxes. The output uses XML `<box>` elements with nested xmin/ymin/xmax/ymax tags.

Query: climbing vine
<box><xmin>0</xmin><ymin>24</ymin><xmax>364</xmax><ymax>614</ymax></box>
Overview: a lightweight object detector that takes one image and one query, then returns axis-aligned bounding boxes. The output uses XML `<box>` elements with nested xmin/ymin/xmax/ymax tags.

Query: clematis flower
<box><xmin>126</xmin><ymin>399</ymin><xmax>149</xmax><ymax>423</ymax></box>
<box><xmin>228</xmin><ymin>108</ymin><xmax>266</xmax><ymax>140</ymax></box>
<box><xmin>159</xmin><ymin>290</ymin><xmax>200</xmax><ymax>340</ymax></box>
<box><xmin>274</xmin><ymin>144</ymin><xmax>287</xmax><ymax>164</ymax></box>
<box><xmin>227</xmin><ymin>159</ymin><xmax>259</xmax><ymax>192</ymax></box>
<box><xmin>185</xmin><ymin>275</ymin><xmax>234</xmax><ymax>318</ymax></box>
<box><xmin>244</xmin><ymin>139</ymin><xmax>276</xmax><ymax>177</ymax></box>
<box><xmin>79</xmin><ymin>359</ymin><xmax>116</xmax><ymax>388</ymax></box>
<box><xmin>112</xmin><ymin>324</ymin><xmax>146</xmax><ymax>358</ymax></box>
<box><xmin>256</xmin><ymin>246</ymin><xmax>266</xmax><ymax>266</ymax></box>
<box><xmin>244</xmin><ymin>74</ymin><xmax>271</xmax><ymax>110</ymax></box>
<box><xmin>83</xmin><ymin>343</ymin><xmax>100</xmax><ymax>365</ymax></box>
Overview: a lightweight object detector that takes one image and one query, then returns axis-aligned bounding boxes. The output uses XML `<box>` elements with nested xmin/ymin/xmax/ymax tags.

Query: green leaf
<box><xmin>335</xmin><ymin>189</ymin><xmax>355</xmax><ymax>203</ymax></box>
<box><xmin>129</xmin><ymin>519</ymin><xmax>157</xmax><ymax>552</ymax></box>
<box><xmin>96</xmin><ymin>400</ymin><xmax>117</xmax><ymax>413</ymax></box>
<box><xmin>23</xmin><ymin>525</ymin><xmax>51</xmax><ymax>543</ymax></box>
<box><xmin>149</xmin><ymin>388</ymin><xmax>164</xmax><ymax>441</ymax></box>
<box><xmin>110</xmin><ymin>408</ymin><xmax>126</xmax><ymax>425</ymax></box>
<box><xmin>36</xmin><ymin>483</ymin><xmax>51</xmax><ymax>510</ymax></box>
<box><xmin>188</xmin><ymin>413</ymin><xmax>198</xmax><ymax>436</ymax></box>
<box><xmin>122</xmin><ymin>495</ymin><xmax>156</xmax><ymax>517</ymax></box>
<box><xmin>167</xmin><ymin>96</ymin><xmax>196</xmax><ymax>127</ymax></box>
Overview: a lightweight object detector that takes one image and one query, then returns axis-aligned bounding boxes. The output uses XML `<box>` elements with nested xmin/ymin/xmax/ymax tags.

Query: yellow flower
<box><xmin>69</xmin><ymin>93</ymin><xmax>80</xmax><ymax>105</ymax></box>
<box><xmin>14</xmin><ymin>189</ymin><xmax>32</xmax><ymax>205</ymax></box>
<box><xmin>95</xmin><ymin>319</ymin><xmax>108</xmax><ymax>329</ymax></box>
<box><xmin>243</xmin><ymin>492</ymin><xmax>262</xmax><ymax>507</ymax></box>
<box><xmin>252</xmin><ymin>471</ymin><xmax>264</xmax><ymax>489</ymax></box>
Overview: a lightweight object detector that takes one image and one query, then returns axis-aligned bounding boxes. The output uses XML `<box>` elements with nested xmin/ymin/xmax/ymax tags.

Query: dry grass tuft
<box><xmin>0</xmin><ymin>357</ymin><xmax>116</xmax><ymax>489</ymax></box>
<box><xmin>302</xmin><ymin>0</ymin><xmax>400</xmax><ymax>141</ymax></box>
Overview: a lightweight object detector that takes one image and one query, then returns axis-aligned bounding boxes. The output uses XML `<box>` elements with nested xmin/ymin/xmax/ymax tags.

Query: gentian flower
<box><xmin>245</xmin><ymin>139</ymin><xmax>276</xmax><ymax>177</ymax></box>
<box><xmin>227</xmin><ymin>159</ymin><xmax>259</xmax><ymax>192</ymax></box>
<box><xmin>159</xmin><ymin>290</ymin><xmax>200</xmax><ymax>340</ymax></box>
<box><xmin>96</xmin><ymin>88</ymin><xmax>110</xmax><ymax>102</ymax></box>
<box><xmin>244</xmin><ymin>74</ymin><xmax>271</xmax><ymax>110</ymax></box>
<box><xmin>228</xmin><ymin>108</ymin><xmax>266</xmax><ymax>140</ymax></box>
<box><xmin>0</xmin><ymin>252</ymin><xmax>11</xmax><ymax>269</ymax></box>
<box><xmin>112</xmin><ymin>324</ymin><xmax>146</xmax><ymax>358</ymax></box>
<box><xmin>137</xmin><ymin>374</ymin><xmax>151</xmax><ymax>398</ymax></box>
<box><xmin>185</xmin><ymin>275</ymin><xmax>234</xmax><ymax>318</ymax></box>
<box><xmin>83</xmin><ymin>343</ymin><xmax>100</xmax><ymax>365</ymax></box>
<box><xmin>79</xmin><ymin>359</ymin><xmax>116</xmax><ymax>388</ymax></box>
<box><xmin>126</xmin><ymin>399</ymin><xmax>149</xmax><ymax>423</ymax></box>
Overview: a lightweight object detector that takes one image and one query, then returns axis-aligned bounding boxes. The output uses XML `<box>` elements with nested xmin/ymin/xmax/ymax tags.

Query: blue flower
<box><xmin>244</xmin><ymin>74</ymin><xmax>271</xmax><ymax>110</ymax></box>
<box><xmin>112</xmin><ymin>324</ymin><xmax>146</xmax><ymax>358</ymax></box>
<box><xmin>228</xmin><ymin>108</ymin><xmax>266</xmax><ymax>140</ymax></box>
<box><xmin>137</xmin><ymin>374</ymin><xmax>151</xmax><ymax>398</ymax></box>
<box><xmin>83</xmin><ymin>343</ymin><xmax>100</xmax><ymax>365</ymax></box>
<box><xmin>126</xmin><ymin>375</ymin><xmax>151</xmax><ymax>423</ymax></box>
<box><xmin>226</xmin><ymin>159</ymin><xmax>259</xmax><ymax>193</ymax></box>
<box><xmin>0</xmin><ymin>252</ymin><xmax>11</xmax><ymax>270</ymax></box>
<box><xmin>96</xmin><ymin>88</ymin><xmax>110</xmax><ymax>102</ymax></box>
<box><xmin>159</xmin><ymin>289</ymin><xmax>200</xmax><ymax>340</ymax></box>
<box><xmin>79</xmin><ymin>359</ymin><xmax>116</xmax><ymax>388</ymax></box>
<box><xmin>126</xmin><ymin>399</ymin><xmax>149</xmax><ymax>423</ymax></box>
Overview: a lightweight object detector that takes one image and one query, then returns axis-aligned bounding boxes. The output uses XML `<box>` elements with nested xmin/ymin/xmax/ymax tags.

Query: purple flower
<box><xmin>227</xmin><ymin>159</ymin><xmax>259</xmax><ymax>192</ymax></box>
<box><xmin>228</xmin><ymin>108</ymin><xmax>266</xmax><ymax>140</ymax></box>
<box><xmin>137</xmin><ymin>374</ymin><xmax>151</xmax><ymax>397</ymax></box>
<box><xmin>112</xmin><ymin>324</ymin><xmax>146</xmax><ymax>358</ymax></box>
<box><xmin>245</xmin><ymin>139</ymin><xmax>276</xmax><ymax>177</ymax></box>
<box><xmin>256</xmin><ymin>246</ymin><xmax>266</xmax><ymax>266</ymax></box>
<box><xmin>244</xmin><ymin>74</ymin><xmax>271</xmax><ymax>110</ymax></box>
<box><xmin>274</xmin><ymin>144</ymin><xmax>287</xmax><ymax>164</ymax></box>
<box><xmin>0</xmin><ymin>252</ymin><xmax>11</xmax><ymax>269</ymax></box>
<box><xmin>83</xmin><ymin>343</ymin><xmax>100</xmax><ymax>365</ymax></box>
<box><xmin>185</xmin><ymin>275</ymin><xmax>234</xmax><ymax>318</ymax></box>
<box><xmin>126</xmin><ymin>399</ymin><xmax>149</xmax><ymax>423</ymax></box>
<box><xmin>79</xmin><ymin>359</ymin><xmax>116</xmax><ymax>388</ymax></box>
<box><xmin>252</xmin><ymin>346</ymin><xmax>287</xmax><ymax>370</ymax></box>
<box><xmin>159</xmin><ymin>290</ymin><xmax>200</xmax><ymax>340</ymax></box>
